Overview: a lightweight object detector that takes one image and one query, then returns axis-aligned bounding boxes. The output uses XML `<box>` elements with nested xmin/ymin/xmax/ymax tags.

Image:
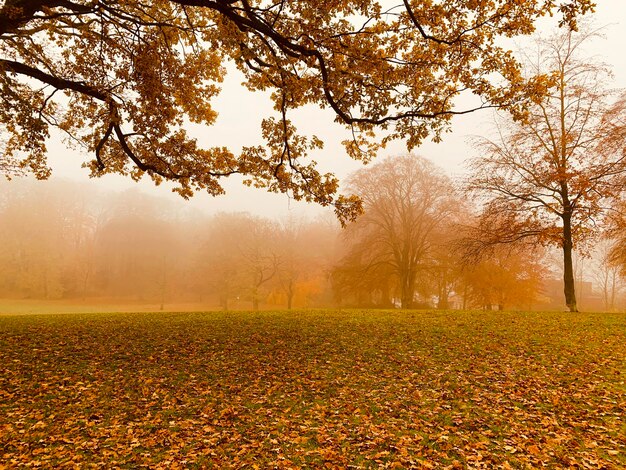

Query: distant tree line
<box><xmin>3</xmin><ymin>27</ymin><xmax>626</xmax><ymax>311</ymax></box>
<box><xmin>0</xmin><ymin>180</ymin><xmax>339</xmax><ymax>310</ymax></box>
<box><xmin>2</xmin><ymin>5</ymin><xmax>626</xmax><ymax>313</ymax></box>
<box><xmin>3</xmin><ymin>162</ymin><xmax>622</xmax><ymax>311</ymax></box>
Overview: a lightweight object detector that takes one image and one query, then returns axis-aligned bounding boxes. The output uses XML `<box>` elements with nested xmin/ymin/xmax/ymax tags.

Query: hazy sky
<box><xmin>35</xmin><ymin>4</ymin><xmax>626</xmax><ymax>219</ymax></box>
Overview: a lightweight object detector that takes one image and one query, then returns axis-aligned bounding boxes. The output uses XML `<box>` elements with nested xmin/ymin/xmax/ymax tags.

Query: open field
<box><xmin>1</xmin><ymin>310</ymin><xmax>624</xmax><ymax>468</ymax></box>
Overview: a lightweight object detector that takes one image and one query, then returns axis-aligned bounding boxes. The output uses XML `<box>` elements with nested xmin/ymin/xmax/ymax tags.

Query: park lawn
<box><xmin>0</xmin><ymin>310</ymin><xmax>624</xmax><ymax>468</ymax></box>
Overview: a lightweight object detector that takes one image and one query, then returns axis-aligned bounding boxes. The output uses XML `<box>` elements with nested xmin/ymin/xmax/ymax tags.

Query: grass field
<box><xmin>1</xmin><ymin>310</ymin><xmax>624</xmax><ymax>468</ymax></box>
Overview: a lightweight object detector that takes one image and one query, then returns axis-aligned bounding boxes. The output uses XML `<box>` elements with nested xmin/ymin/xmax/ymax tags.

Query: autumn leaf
<box><xmin>0</xmin><ymin>309</ymin><xmax>624</xmax><ymax>467</ymax></box>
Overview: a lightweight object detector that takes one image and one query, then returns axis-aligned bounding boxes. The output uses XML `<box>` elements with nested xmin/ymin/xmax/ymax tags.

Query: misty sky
<box><xmin>26</xmin><ymin>3</ymin><xmax>626</xmax><ymax>219</ymax></box>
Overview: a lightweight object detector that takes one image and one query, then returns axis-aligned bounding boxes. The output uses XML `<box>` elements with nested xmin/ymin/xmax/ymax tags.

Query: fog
<box><xmin>2</xmin><ymin>168</ymin><xmax>622</xmax><ymax>313</ymax></box>
<box><xmin>0</xmin><ymin>178</ymin><xmax>341</xmax><ymax>311</ymax></box>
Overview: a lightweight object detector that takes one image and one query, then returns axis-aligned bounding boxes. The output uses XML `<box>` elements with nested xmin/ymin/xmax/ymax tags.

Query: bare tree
<box><xmin>200</xmin><ymin>213</ymin><xmax>278</xmax><ymax>311</ymax></box>
<box><xmin>230</xmin><ymin>217</ymin><xmax>279</xmax><ymax>311</ymax></box>
<box><xmin>591</xmin><ymin>240</ymin><xmax>622</xmax><ymax>311</ymax></box>
<box><xmin>273</xmin><ymin>218</ymin><xmax>338</xmax><ymax>309</ymax></box>
<box><xmin>467</xmin><ymin>27</ymin><xmax>626</xmax><ymax>312</ymax></box>
<box><xmin>340</xmin><ymin>155</ymin><xmax>459</xmax><ymax>308</ymax></box>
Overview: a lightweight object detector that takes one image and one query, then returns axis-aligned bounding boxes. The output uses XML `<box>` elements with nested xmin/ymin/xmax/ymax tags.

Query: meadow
<box><xmin>1</xmin><ymin>310</ymin><xmax>624</xmax><ymax>468</ymax></box>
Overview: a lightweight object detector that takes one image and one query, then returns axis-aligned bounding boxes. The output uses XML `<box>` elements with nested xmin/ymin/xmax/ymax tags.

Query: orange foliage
<box><xmin>467</xmin><ymin>28</ymin><xmax>626</xmax><ymax>312</ymax></box>
<box><xmin>459</xmin><ymin>246</ymin><xmax>548</xmax><ymax>310</ymax></box>
<box><xmin>1</xmin><ymin>1</ymin><xmax>593</xmax><ymax>221</ymax></box>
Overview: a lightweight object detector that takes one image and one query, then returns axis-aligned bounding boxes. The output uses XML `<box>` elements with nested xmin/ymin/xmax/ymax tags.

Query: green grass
<box><xmin>1</xmin><ymin>310</ymin><xmax>624</xmax><ymax>468</ymax></box>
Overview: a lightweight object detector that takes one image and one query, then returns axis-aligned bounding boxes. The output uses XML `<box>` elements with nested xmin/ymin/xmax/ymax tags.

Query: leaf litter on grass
<box><xmin>0</xmin><ymin>310</ymin><xmax>624</xmax><ymax>468</ymax></box>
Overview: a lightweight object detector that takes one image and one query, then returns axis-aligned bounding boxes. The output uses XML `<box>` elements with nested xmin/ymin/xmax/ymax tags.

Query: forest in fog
<box><xmin>2</xmin><ymin>154</ymin><xmax>624</xmax><ymax>312</ymax></box>
<box><xmin>4</xmin><ymin>21</ymin><xmax>626</xmax><ymax>312</ymax></box>
<box><xmin>0</xmin><ymin>178</ymin><xmax>339</xmax><ymax>309</ymax></box>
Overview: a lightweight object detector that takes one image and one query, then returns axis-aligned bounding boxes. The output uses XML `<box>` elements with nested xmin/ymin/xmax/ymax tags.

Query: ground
<box><xmin>0</xmin><ymin>310</ymin><xmax>624</xmax><ymax>468</ymax></box>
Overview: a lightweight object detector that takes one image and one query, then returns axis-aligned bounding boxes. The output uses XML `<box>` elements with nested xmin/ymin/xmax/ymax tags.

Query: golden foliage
<box><xmin>1</xmin><ymin>310</ymin><xmax>624</xmax><ymax>467</ymax></box>
<box><xmin>467</xmin><ymin>27</ymin><xmax>626</xmax><ymax>311</ymax></box>
<box><xmin>1</xmin><ymin>0</ymin><xmax>593</xmax><ymax>220</ymax></box>
<box><xmin>335</xmin><ymin>155</ymin><xmax>460</xmax><ymax>308</ymax></box>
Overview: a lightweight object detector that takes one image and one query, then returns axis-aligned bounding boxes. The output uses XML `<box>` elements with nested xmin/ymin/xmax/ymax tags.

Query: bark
<box><xmin>462</xmin><ymin>285</ymin><xmax>468</xmax><ymax>310</ymax></box>
<box><xmin>562</xmin><ymin>214</ymin><xmax>578</xmax><ymax>312</ymax></box>
<box><xmin>0</xmin><ymin>0</ymin><xmax>51</xmax><ymax>36</ymax></box>
<box><xmin>437</xmin><ymin>280</ymin><xmax>449</xmax><ymax>309</ymax></box>
<box><xmin>252</xmin><ymin>283</ymin><xmax>260</xmax><ymax>311</ymax></box>
<box><xmin>380</xmin><ymin>283</ymin><xmax>392</xmax><ymax>308</ymax></box>
<box><xmin>220</xmin><ymin>279</ymin><xmax>229</xmax><ymax>311</ymax></box>
<box><xmin>286</xmin><ymin>279</ymin><xmax>294</xmax><ymax>310</ymax></box>
<box><xmin>81</xmin><ymin>266</ymin><xmax>91</xmax><ymax>301</ymax></box>
<box><xmin>400</xmin><ymin>269</ymin><xmax>415</xmax><ymax>309</ymax></box>
<box><xmin>610</xmin><ymin>270</ymin><xmax>617</xmax><ymax>311</ymax></box>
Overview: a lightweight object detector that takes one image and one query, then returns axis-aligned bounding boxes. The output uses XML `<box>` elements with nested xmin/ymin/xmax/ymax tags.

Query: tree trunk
<box><xmin>462</xmin><ymin>285</ymin><xmax>468</xmax><ymax>310</ymax></box>
<box><xmin>81</xmin><ymin>264</ymin><xmax>91</xmax><ymax>300</ymax></box>
<box><xmin>401</xmin><ymin>292</ymin><xmax>412</xmax><ymax>309</ymax></box>
<box><xmin>437</xmin><ymin>279</ymin><xmax>449</xmax><ymax>309</ymax></box>
<box><xmin>381</xmin><ymin>283</ymin><xmax>392</xmax><ymax>308</ymax></box>
<box><xmin>610</xmin><ymin>270</ymin><xmax>617</xmax><ymax>311</ymax></box>
<box><xmin>562</xmin><ymin>215</ymin><xmax>578</xmax><ymax>312</ymax></box>
<box><xmin>286</xmin><ymin>280</ymin><xmax>293</xmax><ymax>310</ymax></box>
<box><xmin>400</xmin><ymin>281</ymin><xmax>413</xmax><ymax>309</ymax></box>
<box><xmin>400</xmin><ymin>268</ymin><xmax>415</xmax><ymax>309</ymax></box>
<box><xmin>251</xmin><ymin>282</ymin><xmax>260</xmax><ymax>311</ymax></box>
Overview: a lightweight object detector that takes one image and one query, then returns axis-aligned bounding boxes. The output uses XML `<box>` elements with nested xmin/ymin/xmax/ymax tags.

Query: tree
<box><xmin>0</xmin><ymin>179</ymin><xmax>95</xmax><ymax>298</ymax></box>
<box><xmin>240</xmin><ymin>218</ymin><xmax>279</xmax><ymax>311</ymax></box>
<box><xmin>198</xmin><ymin>213</ymin><xmax>248</xmax><ymax>310</ymax></box>
<box><xmin>591</xmin><ymin>239</ymin><xmax>622</xmax><ymax>311</ymax></box>
<box><xmin>467</xmin><ymin>28</ymin><xmax>626</xmax><ymax>312</ymax></box>
<box><xmin>425</xmin><ymin>223</ymin><xmax>466</xmax><ymax>310</ymax></box>
<box><xmin>331</xmin><ymin>248</ymin><xmax>396</xmax><ymax>308</ymax></box>
<box><xmin>458</xmin><ymin>244</ymin><xmax>547</xmax><ymax>311</ymax></box>
<box><xmin>273</xmin><ymin>219</ymin><xmax>305</xmax><ymax>310</ymax></box>
<box><xmin>94</xmin><ymin>196</ymin><xmax>180</xmax><ymax>303</ymax></box>
<box><xmin>0</xmin><ymin>0</ymin><xmax>592</xmax><ymax>221</ymax></box>
<box><xmin>199</xmin><ymin>212</ymin><xmax>278</xmax><ymax>310</ymax></box>
<box><xmin>338</xmin><ymin>155</ymin><xmax>459</xmax><ymax>308</ymax></box>
<box><xmin>272</xmin><ymin>217</ymin><xmax>338</xmax><ymax>309</ymax></box>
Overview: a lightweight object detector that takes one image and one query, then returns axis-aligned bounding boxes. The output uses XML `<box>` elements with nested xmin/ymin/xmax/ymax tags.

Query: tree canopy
<box><xmin>335</xmin><ymin>154</ymin><xmax>459</xmax><ymax>308</ymax></box>
<box><xmin>467</xmin><ymin>27</ymin><xmax>626</xmax><ymax>312</ymax></box>
<box><xmin>1</xmin><ymin>0</ymin><xmax>593</xmax><ymax>221</ymax></box>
